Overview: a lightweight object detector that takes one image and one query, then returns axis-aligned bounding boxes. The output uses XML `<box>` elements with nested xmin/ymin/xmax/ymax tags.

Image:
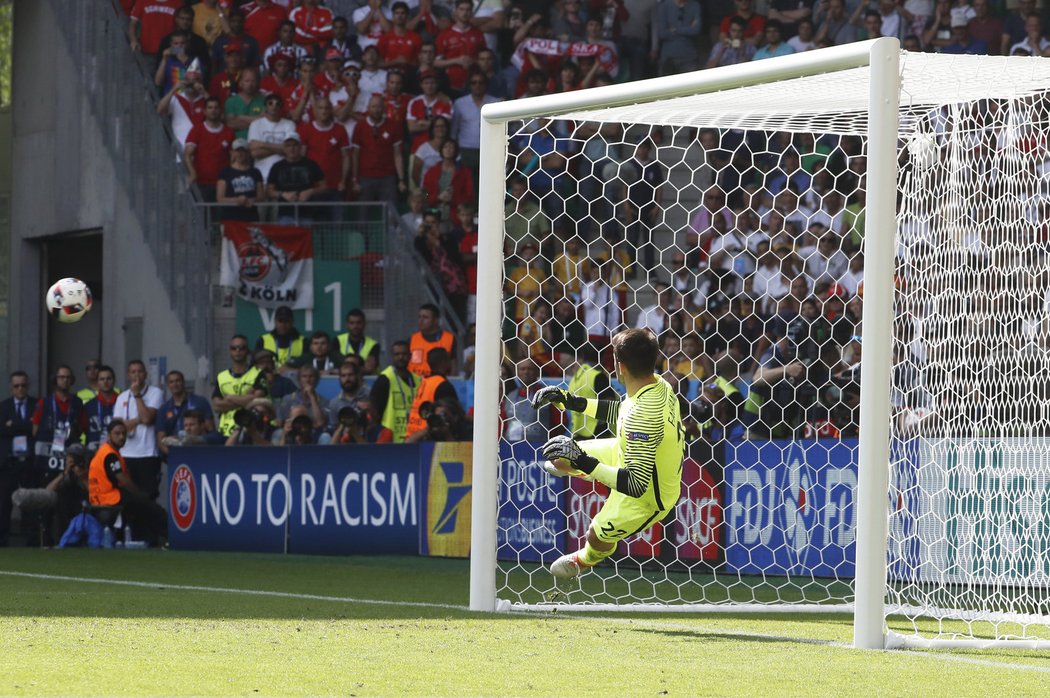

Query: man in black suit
<box><xmin>0</xmin><ymin>371</ymin><xmax>36</xmax><ymax>546</ymax></box>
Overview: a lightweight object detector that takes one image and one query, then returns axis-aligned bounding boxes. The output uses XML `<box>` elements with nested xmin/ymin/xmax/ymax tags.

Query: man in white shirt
<box><xmin>248</xmin><ymin>92</ymin><xmax>298</xmax><ymax>181</ymax></box>
<box><xmin>451</xmin><ymin>70</ymin><xmax>499</xmax><ymax>183</ymax></box>
<box><xmin>113</xmin><ymin>360</ymin><xmax>165</xmax><ymax>501</ymax></box>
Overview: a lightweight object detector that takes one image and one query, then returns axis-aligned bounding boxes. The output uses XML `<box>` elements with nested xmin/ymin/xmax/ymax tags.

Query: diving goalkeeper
<box><xmin>532</xmin><ymin>328</ymin><xmax>686</xmax><ymax>580</ymax></box>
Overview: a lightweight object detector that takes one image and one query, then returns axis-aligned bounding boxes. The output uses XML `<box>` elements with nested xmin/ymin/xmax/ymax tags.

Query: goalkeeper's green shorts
<box><xmin>590</xmin><ymin>491</ymin><xmax>671</xmax><ymax>544</ymax></box>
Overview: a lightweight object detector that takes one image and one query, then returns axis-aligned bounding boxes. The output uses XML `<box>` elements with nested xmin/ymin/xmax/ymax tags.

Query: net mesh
<box><xmin>492</xmin><ymin>50</ymin><xmax>1050</xmax><ymax>644</ymax></box>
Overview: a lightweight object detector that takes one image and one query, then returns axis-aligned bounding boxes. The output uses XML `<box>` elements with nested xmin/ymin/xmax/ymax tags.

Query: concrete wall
<box><xmin>10</xmin><ymin>0</ymin><xmax>196</xmax><ymax>392</ymax></box>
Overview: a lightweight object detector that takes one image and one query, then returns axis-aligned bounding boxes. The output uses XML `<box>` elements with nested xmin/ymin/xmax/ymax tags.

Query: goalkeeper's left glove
<box><xmin>541</xmin><ymin>435</ymin><xmax>599</xmax><ymax>474</ymax></box>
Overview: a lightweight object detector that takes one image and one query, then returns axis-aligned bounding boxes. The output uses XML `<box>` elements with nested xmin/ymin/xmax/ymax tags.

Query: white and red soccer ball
<box><xmin>45</xmin><ymin>278</ymin><xmax>93</xmax><ymax>323</ymax></box>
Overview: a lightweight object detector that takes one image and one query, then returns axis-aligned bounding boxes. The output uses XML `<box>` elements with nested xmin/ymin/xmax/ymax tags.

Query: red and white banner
<box><xmin>220</xmin><ymin>222</ymin><xmax>314</xmax><ymax>309</ymax></box>
<box><xmin>511</xmin><ymin>38</ymin><xmax>618</xmax><ymax>78</ymax></box>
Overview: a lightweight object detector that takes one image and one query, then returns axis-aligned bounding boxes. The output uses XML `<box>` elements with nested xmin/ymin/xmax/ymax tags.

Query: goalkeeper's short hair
<box><xmin>612</xmin><ymin>328</ymin><xmax>660</xmax><ymax>378</ymax></box>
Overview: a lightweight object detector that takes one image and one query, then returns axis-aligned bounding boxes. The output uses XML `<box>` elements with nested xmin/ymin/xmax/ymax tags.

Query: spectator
<box><xmin>351</xmin><ymin>94</ymin><xmax>408</xmax><ymax>208</ymax></box>
<box><xmin>290</xmin><ymin>331</ymin><xmax>340</xmax><ymax>374</ymax></box>
<box><xmin>410</xmin><ymin>115</ymin><xmax>450</xmax><ymax>192</ymax></box>
<box><xmin>1010</xmin><ymin>13</ymin><xmax>1048</xmax><ymax>56</ymax></box>
<box><xmin>552</xmin><ymin>235</ymin><xmax>589</xmax><ymax>303</ymax></box>
<box><xmin>720</xmin><ymin>0</ymin><xmax>766</xmax><ymax>45</ymax></box>
<box><xmin>216</xmin><ymin>139</ymin><xmax>265</xmax><ymax>221</ymax></box>
<box><xmin>83</xmin><ymin>365</ymin><xmax>119</xmax><ymax>453</ymax></box>
<box><xmin>404</xmin><ymin>42</ymin><xmax>447</xmax><ymax>95</ymax></box>
<box><xmin>707</xmin><ymin>17</ymin><xmax>757</xmax><ymax>68</ymax></box>
<box><xmin>327</xmin><ymin>361</ymin><xmax>371</xmax><ymax>431</ymax></box>
<box><xmin>768</xmin><ymin>0</ymin><xmax>815</xmax><ymax>37</ymax></box>
<box><xmin>874</xmin><ymin>0</ymin><xmax>908</xmax><ymax>40</ymax></box>
<box><xmin>405</xmin><ymin>348</ymin><xmax>461</xmax><ymax>440</ymax></box>
<box><xmin>380</xmin><ymin>71</ymin><xmax>411</xmax><ymax>134</ymax></box>
<box><xmin>330</xmin><ymin>398</ymin><xmax>393</xmax><ymax>444</ymax></box>
<box><xmin>209</xmin><ymin>43</ymin><xmax>249</xmax><ymax>103</ymax></box>
<box><xmin>451</xmin><ymin>72</ymin><xmax>498</xmax><ymax>182</ymax></box>
<box><xmin>450</xmin><ymin>203</ymin><xmax>479</xmax><ymax>323</ymax></box>
<box><xmin>967</xmin><ymin>0</ymin><xmax>1001</xmax><ymax>54</ymax></box>
<box><xmin>331</xmin><ymin>59</ymin><xmax>365</xmax><ymax>127</ymax></box>
<box><xmin>418</xmin><ymin>214</ymin><xmax>469</xmax><ymax>322</ymax></box>
<box><xmin>128</xmin><ymin>0</ymin><xmax>182</xmax><ymax>56</ymax></box>
<box><xmin>154</xmin><ymin>31</ymin><xmax>196</xmax><ymax>95</ymax></box>
<box><xmin>806</xmin><ymin>232</ymin><xmax>850</xmax><ymax>289</ymax></box>
<box><xmin>299</xmin><ymin>97</ymin><xmax>352</xmax><ymax>194</ymax></box>
<box><xmin>754</xmin><ymin>21</ymin><xmax>797</xmax><ymax>60</ymax></box>
<box><xmin>224</xmin><ymin>67</ymin><xmax>267</xmax><ymax>140</ymax></box>
<box><xmin>250</xmin><ymin>349</ymin><xmax>298</xmax><ymax>401</ymax></box>
<box><xmin>0</xmin><ymin>371</ymin><xmax>36</xmax><ymax>547</ymax></box>
<box><xmin>580</xmin><ymin>262</ymin><xmax>624</xmax><ymax>349</ymax></box>
<box><xmin>1001</xmin><ymin>0</ymin><xmax>1034</xmax><ymax>55</ymax></box>
<box><xmin>436</xmin><ymin>0</ymin><xmax>487</xmax><ymax>94</ymax></box>
<box><xmin>76</xmin><ymin>360</ymin><xmax>102</xmax><ymax>404</ymax></box>
<box><xmin>262</xmin><ymin>52</ymin><xmax>300</xmax><ymax>108</ymax></box>
<box><xmin>156</xmin><ymin>64</ymin><xmax>208</xmax><ymax>147</ymax></box>
<box><xmin>184</xmin><ymin>96</ymin><xmax>234</xmax><ymax>201</ymax></box>
<box><xmin>514</xmin><ymin>298</ymin><xmax>555</xmax><ymax>367</ymax></box>
<box><xmin>276</xmin><ymin>365</ymin><xmax>328</xmax><ymax>431</ymax></box>
<box><xmin>224</xmin><ymin>398</ymin><xmax>277</xmax><ymax>446</ymax></box>
<box><xmin>503</xmin><ymin>358</ymin><xmax>560</xmax><ymax>442</ymax></box>
<box><xmin>401</xmin><ymin>189</ymin><xmax>427</xmax><ymax>231</ymax></box>
<box><xmin>193</xmin><ymin>0</ymin><xmax>227</xmax><ymax>47</ymax></box>
<box><xmin>422</xmin><ymin>139</ymin><xmax>476</xmax><ymax>229</ymax></box>
<box><xmin>838</xmin><ymin>252</ymin><xmax>864</xmax><ymax>297</ymax></box>
<box><xmin>335</xmin><ymin>309</ymin><xmax>381</xmax><ymax>374</ymax></box>
<box><xmin>814</xmin><ymin>0</ymin><xmax>857</xmax><ymax>46</ymax></box>
<box><xmin>317</xmin><ymin>46</ymin><xmax>350</xmax><ymax>94</ymax></box>
<box><xmin>788</xmin><ymin>18</ymin><xmax>818</xmax><ymax>51</ymax></box>
<box><xmin>158</xmin><ymin>7</ymin><xmax>211</xmax><ymax>78</ymax></box>
<box><xmin>156</xmin><ymin>370</ymin><xmax>216</xmax><ymax>459</ymax></box>
<box><xmin>504</xmin><ymin>176</ymin><xmax>550</xmax><ymax>252</ymax></box>
<box><xmin>654</xmin><ymin>0</ymin><xmax>702</xmax><ymax>75</ymax></box>
<box><xmin>942</xmin><ymin>16</ymin><xmax>988</xmax><ymax>53</ymax></box>
<box><xmin>378</xmin><ymin>2</ymin><xmax>423</xmax><ymax>69</ymax></box>
<box><xmin>290</xmin><ymin>0</ymin><xmax>335</xmax><ymax>53</ymax></box>
<box><xmin>370</xmin><ymin>340</ymin><xmax>418</xmax><ymax>443</ymax></box>
<box><xmin>582</xmin><ymin>17</ymin><xmax>620</xmax><ymax>79</ymax></box>
<box><xmin>327</xmin><ymin>15</ymin><xmax>363</xmax><ymax>63</ymax></box>
<box><xmin>923</xmin><ymin>0</ymin><xmax>954</xmax><ymax>49</ymax></box>
<box><xmin>408</xmin><ymin>70</ymin><xmax>455</xmax><ymax>151</ymax></box>
<box><xmin>636</xmin><ymin>282</ymin><xmax>681</xmax><ymax>336</ymax></box>
<box><xmin>504</xmin><ymin>239</ymin><xmax>545</xmax><ymax>321</ymax></box>
<box><xmin>267</xmin><ymin>133</ymin><xmax>331</xmax><ymax>222</ymax></box>
<box><xmin>213</xmin><ymin>335</ymin><xmax>261</xmax><ymax>437</ymax></box>
<box><xmin>262</xmin><ymin>20</ymin><xmax>312</xmax><ymax>72</ymax></box>
<box><xmin>112</xmin><ymin>360</ymin><xmax>165</xmax><ymax>502</ymax></box>
<box><xmin>212</xmin><ymin>9</ymin><xmax>262</xmax><ymax>71</ymax></box>
<box><xmin>89</xmin><ymin>421</ymin><xmax>168</xmax><ymax>546</ymax></box>
<box><xmin>475</xmin><ymin>48</ymin><xmax>509</xmax><ymax>99</ymax></box>
<box><xmin>409</xmin><ymin>303</ymin><xmax>457</xmax><ymax>377</ymax></box>
<box><xmin>248</xmin><ymin>92</ymin><xmax>298</xmax><ymax>182</ymax></box>
<box><xmin>244</xmin><ymin>0</ymin><xmax>289</xmax><ymax>51</ymax></box>
<box><xmin>551</xmin><ymin>0</ymin><xmax>587</xmax><ymax>41</ymax></box>
<box><xmin>551</xmin><ymin>298</ymin><xmax>589</xmax><ymax>364</ymax></box>
<box><xmin>353</xmin><ymin>0</ymin><xmax>394</xmax><ymax>51</ymax></box>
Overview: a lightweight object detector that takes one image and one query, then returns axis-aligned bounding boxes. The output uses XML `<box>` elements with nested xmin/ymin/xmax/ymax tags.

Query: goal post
<box><xmin>469</xmin><ymin>38</ymin><xmax>1050</xmax><ymax>650</ymax></box>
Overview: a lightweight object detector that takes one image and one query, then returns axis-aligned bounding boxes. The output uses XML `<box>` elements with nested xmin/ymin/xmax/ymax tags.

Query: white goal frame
<box><xmin>469</xmin><ymin>38</ymin><xmax>899</xmax><ymax>650</ymax></box>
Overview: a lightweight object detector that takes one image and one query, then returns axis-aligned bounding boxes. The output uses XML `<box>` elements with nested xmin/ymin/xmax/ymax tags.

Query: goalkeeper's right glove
<box><xmin>531</xmin><ymin>386</ymin><xmax>588</xmax><ymax>413</ymax></box>
<box><xmin>541</xmin><ymin>435</ymin><xmax>599</xmax><ymax>475</ymax></box>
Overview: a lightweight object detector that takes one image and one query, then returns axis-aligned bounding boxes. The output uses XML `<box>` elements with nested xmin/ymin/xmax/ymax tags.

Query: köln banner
<box><xmin>220</xmin><ymin>222</ymin><xmax>314</xmax><ymax>309</ymax></box>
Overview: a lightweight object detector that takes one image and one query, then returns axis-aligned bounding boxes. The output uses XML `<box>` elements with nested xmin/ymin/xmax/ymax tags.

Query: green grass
<box><xmin>1</xmin><ymin>550</ymin><xmax>1049</xmax><ymax>696</ymax></box>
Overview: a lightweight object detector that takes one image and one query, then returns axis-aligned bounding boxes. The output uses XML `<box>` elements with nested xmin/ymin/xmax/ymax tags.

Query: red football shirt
<box><xmin>377</xmin><ymin>29</ymin><xmax>423</xmax><ymax>66</ymax></box>
<box><xmin>383</xmin><ymin>92</ymin><xmax>410</xmax><ymax>128</ymax></box>
<box><xmin>435</xmin><ymin>25</ymin><xmax>485</xmax><ymax>91</ymax></box>
<box><xmin>299</xmin><ymin>120</ymin><xmax>351</xmax><ymax>189</ymax></box>
<box><xmin>459</xmin><ymin>229</ymin><xmax>478</xmax><ymax>294</ymax></box>
<box><xmin>131</xmin><ymin>0</ymin><xmax>182</xmax><ymax>54</ymax></box>
<box><xmin>289</xmin><ymin>5</ymin><xmax>334</xmax><ymax>49</ymax></box>
<box><xmin>185</xmin><ymin>122</ymin><xmax>234</xmax><ymax>186</ymax></box>
<box><xmin>244</xmin><ymin>3</ymin><xmax>289</xmax><ymax>50</ymax></box>
<box><xmin>406</xmin><ymin>94</ymin><xmax>453</xmax><ymax>150</ymax></box>
<box><xmin>261</xmin><ymin>74</ymin><xmax>300</xmax><ymax>105</ymax></box>
<box><xmin>352</xmin><ymin>117</ymin><xmax>402</xmax><ymax>179</ymax></box>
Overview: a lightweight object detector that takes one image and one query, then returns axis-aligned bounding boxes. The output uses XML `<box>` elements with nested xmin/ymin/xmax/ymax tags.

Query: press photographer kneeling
<box><xmin>225</xmin><ymin>399</ymin><xmax>277</xmax><ymax>446</ymax></box>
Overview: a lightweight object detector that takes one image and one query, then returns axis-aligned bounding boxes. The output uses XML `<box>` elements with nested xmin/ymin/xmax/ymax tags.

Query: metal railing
<box><xmin>198</xmin><ymin>201</ymin><xmax>467</xmax><ymax>369</ymax></box>
<box><xmin>53</xmin><ymin>0</ymin><xmax>213</xmax><ymax>360</ymax></box>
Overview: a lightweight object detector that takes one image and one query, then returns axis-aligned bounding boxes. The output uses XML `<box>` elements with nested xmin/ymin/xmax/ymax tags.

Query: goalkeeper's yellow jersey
<box><xmin>584</xmin><ymin>375</ymin><xmax>685</xmax><ymax>512</ymax></box>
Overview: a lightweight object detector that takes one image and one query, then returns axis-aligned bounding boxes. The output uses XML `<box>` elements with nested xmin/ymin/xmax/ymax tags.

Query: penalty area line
<box><xmin>0</xmin><ymin>570</ymin><xmax>469</xmax><ymax>612</ymax></box>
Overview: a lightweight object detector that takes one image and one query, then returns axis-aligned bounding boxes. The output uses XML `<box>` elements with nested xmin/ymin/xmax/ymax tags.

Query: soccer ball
<box><xmin>45</xmin><ymin>278</ymin><xmax>93</xmax><ymax>323</ymax></box>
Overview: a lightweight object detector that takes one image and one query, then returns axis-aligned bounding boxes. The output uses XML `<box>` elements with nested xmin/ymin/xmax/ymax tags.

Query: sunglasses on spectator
<box><xmin>11</xmin><ymin>382</ymin><xmax>28</xmax><ymax>388</ymax></box>
<box><xmin>230</xmin><ymin>344</ymin><xmax>248</xmax><ymax>351</ymax></box>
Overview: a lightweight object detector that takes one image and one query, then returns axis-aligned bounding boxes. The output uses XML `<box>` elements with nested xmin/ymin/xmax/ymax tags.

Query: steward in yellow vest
<box><xmin>369</xmin><ymin>340</ymin><xmax>417</xmax><ymax>443</ymax></box>
<box><xmin>336</xmin><ymin>308</ymin><xmax>380</xmax><ymax>374</ymax></box>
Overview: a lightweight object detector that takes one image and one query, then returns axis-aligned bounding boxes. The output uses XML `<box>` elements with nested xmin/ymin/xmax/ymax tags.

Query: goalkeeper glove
<box><xmin>531</xmin><ymin>386</ymin><xmax>588</xmax><ymax>412</ymax></box>
<box><xmin>541</xmin><ymin>435</ymin><xmax>599</xmax><ymax>475</ymax></box>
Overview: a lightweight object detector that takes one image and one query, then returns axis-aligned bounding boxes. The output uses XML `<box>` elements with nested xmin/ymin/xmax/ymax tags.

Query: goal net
<box><xmin>470</xmin><ymin>40</ymin><xmax>1050</xmax><ymax>649</ymax></box>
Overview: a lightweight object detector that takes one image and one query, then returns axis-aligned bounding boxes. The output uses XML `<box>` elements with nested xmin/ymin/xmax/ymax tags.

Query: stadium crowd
<box><xmin>15</xmin><ymin>0</ymin><xmax>1032</xmax><ymax>546</ymax></box>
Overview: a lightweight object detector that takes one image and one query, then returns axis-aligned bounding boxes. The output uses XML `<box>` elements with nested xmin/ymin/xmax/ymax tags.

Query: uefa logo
<box><xmin>169</xmin><ymin>464</ymin><xmax>197</xmax><ymax>532</ymax></box>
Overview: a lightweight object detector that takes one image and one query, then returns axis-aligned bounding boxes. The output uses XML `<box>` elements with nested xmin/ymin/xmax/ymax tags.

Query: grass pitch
<box><xmin>1</xmin><ymin>550</ymin><xmax>1048</xmax><ymax>696</ymax></box>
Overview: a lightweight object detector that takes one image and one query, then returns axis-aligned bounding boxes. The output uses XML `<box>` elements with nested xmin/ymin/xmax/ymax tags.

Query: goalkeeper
<box><xmin>532</xmin><ymin>328</ymin><xmax>686</xmax><ymax>580</ymax></box>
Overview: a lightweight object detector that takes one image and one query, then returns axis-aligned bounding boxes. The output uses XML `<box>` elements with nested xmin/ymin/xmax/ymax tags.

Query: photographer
<box><xmin>11</xmin><ymin>443</ymin><xmax>89</xmax><ymax>545</ymax></box>
<box><xmin>250</xmin><ymin>350</ymin><xmax>297</xmax><ymax>401</ymax></box>
<box><xmin>405</xmin><ymin>348</ymin><xmax>460</xmax><ymax>440</ymax></box>
<box><xmin>276</xmin><ymin>365</ymin><xmax>328</xmax><ymax>431</ymax></box>
<box><xmin>405</xmin><ymin>398</ymin><xmax>472</xmax><ymax>443</ymax></box>
<box><xmin>224</xmin><ymin>399</ymin><xmax>277</xmax><ymax>446</ymax></box>
<box><xmin>160</xmin><ymin>410</ymin><xmax>212</xmax><ymax>450</ymax></box>
<box><xmin>331</xmin><ymin>398</ymin><xmax>393</xmax><ymax>444</ymax></box>
<box><xmin>276</xmin><ymin>406</ymin><xmax>329</xmax><ymax>446</ymax></box>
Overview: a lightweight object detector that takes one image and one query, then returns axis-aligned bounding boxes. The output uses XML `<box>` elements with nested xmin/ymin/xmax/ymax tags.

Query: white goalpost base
<box><xmin>471</xmin><ymin>39</ymin><xmax>1050</xmax><ymax>650</ymax></box>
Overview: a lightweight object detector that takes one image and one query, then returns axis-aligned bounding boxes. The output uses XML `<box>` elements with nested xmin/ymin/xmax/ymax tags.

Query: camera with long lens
<box><xmin>418</xmin><ymin>401</ymin><xmax>447</xmax><ymax>431</ymax></box>
<box><xmin>233</xmin><ymin>408</ymin><xmax>263</xmax><ymax>430</ymax></box>
<box><xmin>338</xmin><ymin>404</ymin><xmax>362</xmax><ymax>427</ymax></box>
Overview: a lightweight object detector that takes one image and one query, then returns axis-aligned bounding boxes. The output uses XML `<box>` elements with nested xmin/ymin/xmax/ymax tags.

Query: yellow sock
<box><xmin>577</xmin><ymin>541</ymin><xmax>614</xmax><ymax>567</ymax></box>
